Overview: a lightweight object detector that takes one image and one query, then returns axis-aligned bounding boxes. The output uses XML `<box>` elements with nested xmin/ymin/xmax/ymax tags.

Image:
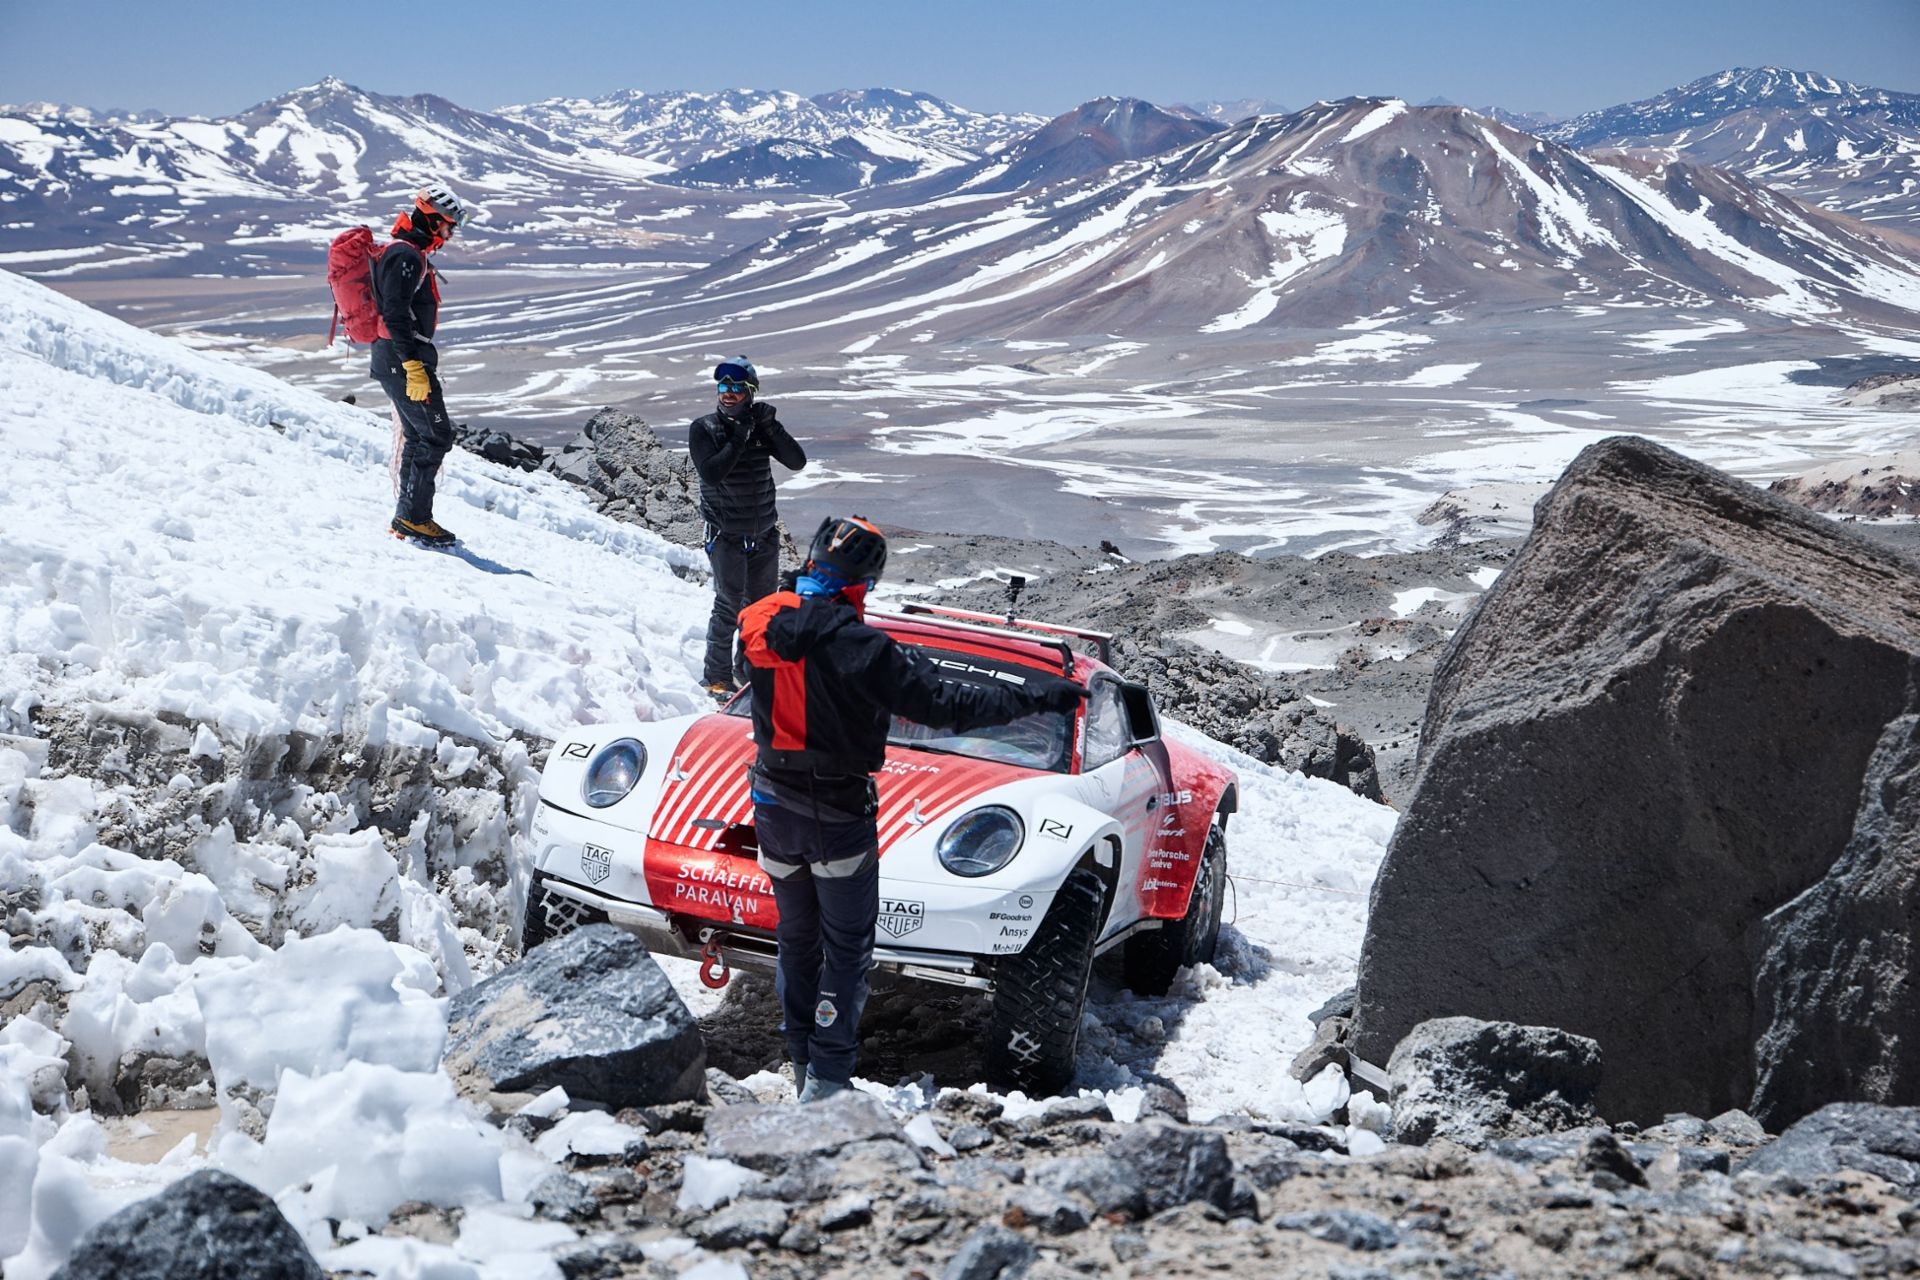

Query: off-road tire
<box><xmin>986</xmin><ymin>866</ymin><xmax>1106</xmax><ymax>1096</ymax></box>
<box><xmin>1122</xmin><ymin>819</ymin><xmax>1227</xmax><ymax>996</ymax></box>
<box><xmin>520</xmin><ymin>872</ymin><xmax>607</xmax><ymax>955</ymax></box>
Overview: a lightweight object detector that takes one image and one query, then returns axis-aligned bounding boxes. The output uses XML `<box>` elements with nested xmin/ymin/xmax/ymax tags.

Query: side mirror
<box><xmin>1120</xmin><ymin>681</ymin><xmax>1160</xmax><ymax>746</ymax></box>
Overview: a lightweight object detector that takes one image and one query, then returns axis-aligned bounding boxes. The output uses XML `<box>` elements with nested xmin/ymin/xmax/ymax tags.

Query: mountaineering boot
<box><xmin>391</xmin><ymin>516</ymin><xmax>456</xmax><ymax>547</ymax></box>
<box><xmin>797</xmin><ymin>1072</ymin><xmax>848</xmax><ymax>1104</ymax></box>
<box><xmin>706</xmin><ymin>682</ymin><xmax>736</xmax><ymax>704</ymax></box>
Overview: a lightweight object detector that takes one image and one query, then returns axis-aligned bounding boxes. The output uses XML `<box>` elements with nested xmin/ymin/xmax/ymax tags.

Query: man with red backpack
<box><xmin>371</xmin><ymin>183</ymin><xmax>468</xmax><ymax>546</ymax></box>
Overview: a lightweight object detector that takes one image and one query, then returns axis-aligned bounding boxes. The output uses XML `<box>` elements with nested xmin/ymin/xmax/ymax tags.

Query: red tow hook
<box><xmin>699</xmin><ymin>936</ymin><xmax>732</xmax><ymax>989</ymax></box>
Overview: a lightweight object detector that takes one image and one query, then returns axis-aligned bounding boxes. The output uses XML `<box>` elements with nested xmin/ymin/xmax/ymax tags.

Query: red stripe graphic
<box><xmin>651</xmin><ymin>716</ymin><xmax>754</xmax><ymax>843</ymax></box>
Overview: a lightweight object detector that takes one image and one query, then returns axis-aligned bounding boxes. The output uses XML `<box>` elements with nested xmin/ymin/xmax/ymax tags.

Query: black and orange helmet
<box><xmin>807</xmin><ymin>515</ymin><xmax>887</xmax><ymax>584</ymax></box>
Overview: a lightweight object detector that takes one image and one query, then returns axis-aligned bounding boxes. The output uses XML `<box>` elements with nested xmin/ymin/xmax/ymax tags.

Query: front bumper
<box><xmin>529</xmin><ymin>871</ymin><xmax>998</xmax><ymax>991</ymax></box>
<box><xmin>529</xmin><ymin>799</ymin><xmax>1064</xmax><ymax>971</ymax></box>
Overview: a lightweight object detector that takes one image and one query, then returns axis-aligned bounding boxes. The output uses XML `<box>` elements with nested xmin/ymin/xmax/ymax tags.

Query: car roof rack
<box><xmin>875</xmin><ymin>603</ymin><xmax>1114</xmax><ymax>670</ymax></box>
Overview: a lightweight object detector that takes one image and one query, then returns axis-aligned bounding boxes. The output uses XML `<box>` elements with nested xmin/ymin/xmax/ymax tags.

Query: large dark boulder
<box><xmin>443</xmin><ymin>924</ymin><xmax>706</xmax><ymax>1107</ymax></box>
<box><xmin>1351</xmin><ymin>436</ymin><xmax>1920</xmax><ymax>1126</ymax></box>
<box><xmin>50</xmin><ymin>1169</ymin><xmax>321</xmax><ymax>1280</ymax></box>
<box><xmin>1386</xmin><ymin>1017</ymin><xmax>1602</xmax><ymax>1148</ymax></box>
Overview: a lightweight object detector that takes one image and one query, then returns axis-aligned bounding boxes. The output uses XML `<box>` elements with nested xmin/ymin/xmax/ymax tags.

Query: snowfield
<box><xmin>0</xmin><ymin>268</ymin><xmax>1395</xmax><ymax>1278</ymax></box>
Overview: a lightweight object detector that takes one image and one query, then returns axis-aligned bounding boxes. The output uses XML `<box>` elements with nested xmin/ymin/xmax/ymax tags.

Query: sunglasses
<box><xmin>716</xmin><ymin>380</ymin><xmax>753</xmax><ymax>394</ymax></box>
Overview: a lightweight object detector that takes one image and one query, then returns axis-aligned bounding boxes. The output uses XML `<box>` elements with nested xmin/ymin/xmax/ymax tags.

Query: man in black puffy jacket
<box><xmin>740</xmin><ymin>516</ymin><xmax>1085</xmax><ymax>1101</ymax></box>
<box><xmin>689</xmin><ymin>357</ymin><xmax>807</xmax><ymax>697</ymax></box>
<box><xmin>374</xmin><ymin>182</ymin><xmax>468</xmax><ymax>547</ymax></box>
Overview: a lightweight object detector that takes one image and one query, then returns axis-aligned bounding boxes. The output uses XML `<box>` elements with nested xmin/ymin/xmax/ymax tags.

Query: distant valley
<box><xmin>4</xmin><ymin>68</ymin><xmax>1918</xmax><ymax>558</ymax></box>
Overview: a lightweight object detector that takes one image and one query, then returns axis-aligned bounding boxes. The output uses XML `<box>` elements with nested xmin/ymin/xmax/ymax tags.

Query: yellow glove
<box><xmin>402</xmin><ymin>360</ymin><xmax>431</xmax><ymax>403</ymax></box>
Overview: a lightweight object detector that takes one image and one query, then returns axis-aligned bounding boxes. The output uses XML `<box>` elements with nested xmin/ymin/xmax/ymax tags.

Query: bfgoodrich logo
<box><xmin>878</xmin><ymin>898</ymin><xmax>924</xmax><ymax>938</ymax></box>
<box><xmin>581</xmin><ymin>843</ymin><xmax>613</xmax><ymax>884</ymax></box>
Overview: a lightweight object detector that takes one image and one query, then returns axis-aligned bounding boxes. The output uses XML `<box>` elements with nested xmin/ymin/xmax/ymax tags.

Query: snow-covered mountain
<box><xmin>0</xmin><ymin>80</ymin><xmax>1053</xmax><ymax>267</ymax></box>
<box><xmin>1176</xmin><ymin>98</ymin><xmax>1291</xmax><ymax>124</ymax></box>
<box><xmin>629</xmin><ymin>97</ymin><xmax>1920</xmax><ymax>352</ymax></box>
<box><xmin>973</xmin><ymin>96</ymin><xmax>1227</xmax><ymax>192</ymax></box>
<box><xmin>1547</xmin><ymin>67</ymin><xmax>1920</xmax><ymax>230</ymax></box>
<box><xmin>495</xmin><ymin>85</ymin><xmax>1039</xmax><ymax>170</ymax></box>
<box><xmin>807</xmin><ymin>88</ymin><xmax>1045</xmax><ymax>153</ymax></box>
<box><xmin>663</xmin><ymin>132</ymin><xmax>973</xmax><ymax>192</ymax></box>
<box><xmin>0</xmin><ymin>77</ymin><xmax>693</xmax><ymax>272</ymax></box>
<box><xmin>862</xmin><ymin>96</ymin><xmax>1228</xmax><ymax>202</ymax></box>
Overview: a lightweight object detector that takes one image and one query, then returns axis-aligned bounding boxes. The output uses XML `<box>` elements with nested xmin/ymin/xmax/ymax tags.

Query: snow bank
<box><xmin>0</xmin><ymin>267</ymin><xmax>719</xmax><ymax>1276</ymax></box>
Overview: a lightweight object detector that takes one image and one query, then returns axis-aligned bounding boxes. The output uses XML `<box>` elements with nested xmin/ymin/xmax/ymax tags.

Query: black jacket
<box><xmin>741</xmin><ymin>591</ymin><xmax>1077</xmax><ymax>781</ymax></box>
<box><xmin>373</xmin><ymin>234</ymin><xmax>438</xmax><ymax>365</ymax></box>
<box><xmin>689</xmin><ymin>401</ymin><xmax>806</xmax><ymax>536</ymax></box>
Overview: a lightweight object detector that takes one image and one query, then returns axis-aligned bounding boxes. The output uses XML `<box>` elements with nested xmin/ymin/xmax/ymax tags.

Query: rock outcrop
<box><xmin>541</xmin><ymin>408</ymin><xmax>708</xmax><ymax>548</ymax></box>
<box><xmin>1735</xmin><ymin>1102</ymin><xmax>1920</xmax><ymax>1196</ymax></box>
<box><xmin>444</xmin><ymin>924</ymin><xmax>706</xmax><ymax>1108</ymax></box>
<box><xmin>1751</xmin><ymin>697</ymin><xmax>1920</xmax><ymax>1124</ymax></box>
<box><xmin>49</xmin><ymin>1169</ymin><xmax>322</xmax><ymax>1280</ymax></box>
<box><xmin>1770</xmin><ymin>449</ymin><xmax>1920</xmax><ymax>516</ymax></box>
<box><xmin>1351</xmin><ymin>436</ymin><xmax>1920</xmax><ymax>1127</ymax></box>
<box><xmin>1385</xmin><ymin>1017</ymin><xmax>1602</xmax><ymax>1148</ymax></box>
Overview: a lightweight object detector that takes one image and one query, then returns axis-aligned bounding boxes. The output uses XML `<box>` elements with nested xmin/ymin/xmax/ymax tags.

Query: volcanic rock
<box><xmin>49</xmin><ymin>1169</ymin><xmax>321</xmax><ymax>1280</ymax></box>
<box><xmin>453</xmin><ymin>423</ymin><xmax>545</xmax><ymax>472</ymax></box>
<box><xmin>1351</xmin><ymin>436</ymin><xmax>1920</xmax><ymax>1126</ymax></box>
<box><xmin>443</xmin><ymin>924</ymin><xmax>706</xmax><ymax>1108</ymax></box>
<box><xmin>1769</xmin><ymin>449</ymin><xmax>1920</xmax><ymax>516</ymax></box>
<box><xmin>1735</xmin><ymin>1102</ymin><xmax>1920</xmax><ymax>1197</ymax></box>
<box><xmin>540</xmin><ymin>407</ymin><xmax>707</xmax><ymax>547</ymax></box>
<box><xmin>1751</xmin><ymin>694</ymin><xmax>1920</xmax><ymax>1124</ymax></box>
<box><xmin>703</xmin><ymin>1092</ymin><xmax>909</xmax><ymax>1174</ymax></box>
<box><xmin>1104</xmin><ymin>1121</ymin><xmax>1237</xmax><ymax>1215</ymax></box>
<box><xmin>1386</xmin><ymin>1017</ymin><xmax>1602</xmax><ymax>1148</ymax></box>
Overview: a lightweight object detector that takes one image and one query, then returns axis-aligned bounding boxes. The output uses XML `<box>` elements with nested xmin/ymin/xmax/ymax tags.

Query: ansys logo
<box><xmin>878</xmin><ymin>898</ymin><xmax>924</xmax><ymax>938</ymax></box>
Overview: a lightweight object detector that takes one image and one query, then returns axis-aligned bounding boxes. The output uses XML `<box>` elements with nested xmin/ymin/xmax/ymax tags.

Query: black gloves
<box><xmin>1030</xmin><ymin>675</ymin><xmax>1089</xmax><ymax>714</ymax></box>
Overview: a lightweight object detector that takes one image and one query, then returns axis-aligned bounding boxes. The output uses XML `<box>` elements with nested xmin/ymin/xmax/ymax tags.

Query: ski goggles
<box><xmin>716</xmin><ymin>379</ymin><xmax>754</xmax><ymax>394</ymax></box>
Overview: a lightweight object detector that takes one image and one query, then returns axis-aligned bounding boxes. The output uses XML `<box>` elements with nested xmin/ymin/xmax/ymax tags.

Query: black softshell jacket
<box><xmin>689</xmin><ymin>402</ymin><xmax>807</xmax><ymax>535</ymax></box>
<box><xmin>741</xmin><ymin>592</ymin><xmax>1053</xmax><ymax>778</ymax></box>
<box><xmin>373</xmin><ymin>236</ymin><xmax>438</xmax><ymax>365</ymax></box>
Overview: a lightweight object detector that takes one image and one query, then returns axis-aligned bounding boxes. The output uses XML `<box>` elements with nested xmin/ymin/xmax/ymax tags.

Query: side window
<box><xmin>1081</xmin><ymin>679</ymin><xmax>1130</xmax><ymax>771</ymax></box>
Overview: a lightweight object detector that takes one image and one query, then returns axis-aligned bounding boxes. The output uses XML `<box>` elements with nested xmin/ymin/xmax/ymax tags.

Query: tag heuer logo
<box><xmin>878</xmin><ymin>898</ymin><xmax>924</xmax><ymax>938</ymax></box>
<box><xmin>581</xmin><ymin>843</ymin><xmax>613</xmax><ymax>884</ymax></box>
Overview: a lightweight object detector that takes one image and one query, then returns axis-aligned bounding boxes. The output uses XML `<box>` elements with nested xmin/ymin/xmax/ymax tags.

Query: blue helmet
<box><xmin>714</xmin><ymin>356</ymin><xmax>758</xmax><ymax>390</ymax></box>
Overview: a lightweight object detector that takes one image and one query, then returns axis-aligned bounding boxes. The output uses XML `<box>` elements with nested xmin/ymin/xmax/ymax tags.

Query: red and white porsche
<box><xmin>522</xmin><ymin>603</ymin><xmax>1238</xmax><ymax>1094</ymax></box>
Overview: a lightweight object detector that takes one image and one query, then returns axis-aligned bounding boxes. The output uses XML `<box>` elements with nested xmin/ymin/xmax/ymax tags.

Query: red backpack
<box><xmin>326</xmin><ymin>226</ymin><xmax>389</xmax><ymax>346</ymax></box>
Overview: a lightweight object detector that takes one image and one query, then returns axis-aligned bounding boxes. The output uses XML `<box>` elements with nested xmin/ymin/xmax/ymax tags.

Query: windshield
<box><xmin>724</xmin><ymin>649</ymin><xmax>1076</xmax><ymax>773</ymax></box>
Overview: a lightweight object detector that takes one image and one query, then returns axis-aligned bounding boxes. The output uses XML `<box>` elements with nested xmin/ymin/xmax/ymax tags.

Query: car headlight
<box><xmin>937</xmin><ymin>806</ymin><xmax>1025</xmax><ymax>878</ymax></box>
<box><xmin>582</xmin><ymin>739</ymin><xmax>647</xmax><ymax>808</ymax></box>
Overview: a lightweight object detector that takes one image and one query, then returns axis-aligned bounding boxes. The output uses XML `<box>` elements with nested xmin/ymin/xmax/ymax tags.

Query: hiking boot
<box><xmin>392</xmin><ymin>516</ymin><xmax>456</xmax><ymax>546</ymax></box>
<box><xmin>798</xmin><ymin>1072</ymin><xmax>848</xmax><ymax>1104</ymax></box>
<box><xmin>706</xmin><ymin>682</ymin><xmax>736</xmax><ymax>704</ymax></box>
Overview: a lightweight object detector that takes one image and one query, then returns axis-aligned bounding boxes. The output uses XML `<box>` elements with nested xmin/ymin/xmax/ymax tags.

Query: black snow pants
<box><xmin>703</xmin><ymin>528</ymin><xmax>778</xmax><ymax>687</ymax></box>
<box><xmin>753</xmin><ymin>796</ymin><xmax>880</xmax><ymax>1086</ymax></box>
<box><xmin>372</xmin><ymin>339</ymin><xmax>454</xmax><ymax>524</ymax></box>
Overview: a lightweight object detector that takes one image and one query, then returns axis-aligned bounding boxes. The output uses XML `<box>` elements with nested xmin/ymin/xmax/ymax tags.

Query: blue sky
<box><xmin>3</xmin><ymin>0</ymin><xmax>1915</xmax><ymax>120</ymax></box>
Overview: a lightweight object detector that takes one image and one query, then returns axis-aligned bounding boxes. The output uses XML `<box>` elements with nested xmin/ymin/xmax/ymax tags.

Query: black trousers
<box><xmin>372</xmin><ymin>341</ymin><xmax>454</xmax><ymax>524</ymax></box>
<box><xmin>703</xmin><ymin>529</ymin><xmax>777</xmax><ymax>686</ymax></box>
<box><xmin>754</xmin><ymin>801</ymin><xmax>880</xmax><ymax>1085</ymax></box>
